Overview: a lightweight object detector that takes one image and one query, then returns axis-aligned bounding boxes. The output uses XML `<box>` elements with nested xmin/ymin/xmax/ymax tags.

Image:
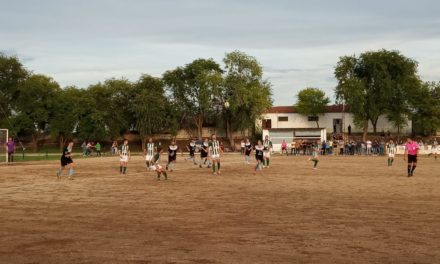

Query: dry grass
<box><xmin>1</xmin><ymin>154</ymin><xmax>439</xmax><ymax>264</ymax></box>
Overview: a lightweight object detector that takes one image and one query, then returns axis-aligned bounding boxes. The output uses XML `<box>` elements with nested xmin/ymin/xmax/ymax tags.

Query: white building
<box><xmin>259</xmin><ymin>105</ymin><xmax>412</xmax><ymax>151</ymax></box>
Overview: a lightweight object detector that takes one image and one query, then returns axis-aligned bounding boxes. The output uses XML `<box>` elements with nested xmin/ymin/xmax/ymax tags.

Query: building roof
<box><xmin>266</xmin><ymin>104</ymin><xmax>348</xmax><ymax>114</ymax></box>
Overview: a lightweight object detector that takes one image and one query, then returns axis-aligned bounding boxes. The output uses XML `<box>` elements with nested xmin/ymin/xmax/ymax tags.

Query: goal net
<box><xmin>0</xmin><ymin>129</ymin><xmax>8</xmax><ymax>163</ymax></box>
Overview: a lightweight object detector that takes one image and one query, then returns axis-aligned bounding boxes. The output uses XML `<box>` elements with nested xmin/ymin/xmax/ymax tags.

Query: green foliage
<box><xmin>13</xmin><ymin>74</ymin><xmax>60</xmax><ymax>150</ymax></box>
<box><xmin>296</xmin><ymin>88</ymin><xmax>330</xmax><ymax>128</ymax></box>
<box><xmin>335</xmin><ymin>49</ymin><xmax>421</xmax><ymax>137</ymax></box>
<box><xmin>411</xmin><ymin>82</ymin><xmax>440</xmax><ymax>136</ymax></box>
<box><xmin>0</xmin><ymin>53</ymin><xmax>28</xmax><ymax>127</ymax></box>
<box><xmin>163</xmin><ymin>58</ymin><xmax>223</xmax><ymax>137</ymax></box>
<box><xmin>222</xmin><ymin>50</ymin><xmax>273</xmax><ymax>133</ymax></box>
<box><xmin>133</xmin><ymin>74</ymin><xmax>168</xmax><ymax>139</ymax></box>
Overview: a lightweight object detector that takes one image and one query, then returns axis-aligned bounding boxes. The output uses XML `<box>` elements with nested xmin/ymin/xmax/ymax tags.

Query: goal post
<box><xmin>0</xmin><ymin>129</ymin><xmax>8</xmax><ymax>163</ymax></box>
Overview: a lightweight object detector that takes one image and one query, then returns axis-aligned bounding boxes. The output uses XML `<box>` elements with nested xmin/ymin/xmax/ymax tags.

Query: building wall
<box><xmin>260</xmin><ymin>113</ymin><xmax>412</xmax><ymax>134</ymax></box>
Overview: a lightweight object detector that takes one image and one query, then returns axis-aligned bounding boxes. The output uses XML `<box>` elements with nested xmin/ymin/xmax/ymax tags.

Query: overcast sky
<box><xmin>1</xmin><ymin>0</ymin><xmax>439</xmax><ymax>105</ymax></box>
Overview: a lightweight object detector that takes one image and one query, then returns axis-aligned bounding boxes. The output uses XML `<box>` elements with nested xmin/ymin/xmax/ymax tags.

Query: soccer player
<box><xmin>119</xmin><ymin>139</ymin><xmax>130</xmax><ymax>175</ymax></box>
<box><xmin>386</xmin><ymin>140</ymin><xmax>397</xmax><ymax>166</ymax></box>
<box><xmin>150</xmin><ymin>147</ymin><xmax>168</xmax><ymax>180</ymax></box>
<box><xmin>404</xmin><ymin>138</ymin><xmax>419</xmax><ymax>177</ymax></box>
<box><xmin>144</xmin><ymin>137</ymin><xmax>156</xmax><ymax>170</ymax></box>
<box><xmin>56</xmin><ymin>141</ymin><xmax>75</xmax><ymax>179</ymax></box>
<box><xmin>254</xmin><ymin>140</ymin><xmax>264</xmax><ymax>174</ymax></box>
<box><xmin>199</xmin><ymin>138</ymin><xmax>210</xmax><ymax>168</ymax></box>
<box><xmin>186</xmin><ymin>139</ymin><xmax>197</xmax><ymax>165</ymax></box>
<box><xmin>428</xmin><ymin>138</ymin><xmax>438</xmax><ymax>160</ymax></box>
<box><xmin>209</xmin><ymin>134</ymin><xmax>222</xmax><ymax>175</ymax></box>
<box><xmin>263</xmin><ymin>135</ymin><xmax>273</xmax><ymax>168</ymax></box>
<box><xmin>166</xmin><ymin>140</ymin><xmax>179</xmax><ymax>172</ymax></box>
<box><xmin>6</xmin><ymin>137</ymin><xmax>15</xmax><ymax>164</ymax></box>
<box><xmin>95</xmin><ymin>142</ymin><xmax>102</xmax><ymax>157</ymax></box>
<box><xmin>244</xmin><ymin>138</ymin><xmax>253</xmax><ymax>164</ymax></box>
<box><xmin>309</xmin><ymin>141</ymin><xmax>319</xmax><ymax>169</ymax></box>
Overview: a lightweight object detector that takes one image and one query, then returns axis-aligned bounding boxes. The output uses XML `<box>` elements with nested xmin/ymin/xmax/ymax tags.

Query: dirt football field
<box><xmin>1</xmin><ymin>154</ymin><xmax>439</xmax><ymax>264</ymax></box>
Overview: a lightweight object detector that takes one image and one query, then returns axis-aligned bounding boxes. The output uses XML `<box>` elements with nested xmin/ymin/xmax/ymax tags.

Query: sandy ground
<box><xmin>0</xmin><ymin>154</ymin><xmax>439</xmax><ymax>264</ymax></box>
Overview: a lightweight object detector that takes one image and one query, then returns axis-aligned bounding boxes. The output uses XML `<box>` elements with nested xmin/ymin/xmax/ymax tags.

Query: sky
<box><xmin>1</xmin><ymin>0</ymin><xmax>439</xmax><ymax>105</ymax></box>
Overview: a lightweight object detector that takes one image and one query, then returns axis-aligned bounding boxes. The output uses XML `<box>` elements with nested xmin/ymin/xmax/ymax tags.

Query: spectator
<box><xmin>95</xmin><ymin>142</ymin><xmax>102</xmax><ymax>157</ymax></box>
<box><xmin>281</xmin><ymin>140</ymin><xmax>288</xmax><ymax>156</ymax></box>
<box><xmin>6</xmin><ymin>137</ymin><xmax>15</xmax><ymax>164</ymax></box>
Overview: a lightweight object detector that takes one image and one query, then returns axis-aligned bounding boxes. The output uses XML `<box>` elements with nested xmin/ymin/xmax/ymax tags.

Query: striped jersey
<box><xmin>120</xmin><ymin>144</ymin><xmax>130</xmax><ymax>156</ymax></box>
<box><xmin>263</xmin><ymin>139</ymin><xmax>273</xmax><ymax>151</ymax></box>
<box><xmin>387</xmin><ymin>143</ymin><xmax>397</xmax><ymax>154</ymax></box>
<box><xmin>145</xmin><ymin>142</ymin><xmax>155</xmax><ymax>156</ymax></box>
<box><xmin>209</xmin><ymin>140</ymin><xmax>221</xmax><ymax>156</ymax></box>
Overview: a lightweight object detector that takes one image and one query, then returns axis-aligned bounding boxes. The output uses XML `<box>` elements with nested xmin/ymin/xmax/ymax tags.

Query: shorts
<box><xmin>168</xmin><ymin>155</ymin><xmax>176</xmax><ymax>162</ymax></box>
<box><xmin>211</xmin><ymin>154</ymin><xmax>220</xmax><ymax>160</ymax></box>
<box><xmin>256</xmin><ymin>155</ymin><xmax>264</xmax><ymax>162</ymax></box>
<box><xmin>120</xmin><ymin>155</ymin><xmax>129</xmax><ymax>162</ymax></box>
<box><xmin>61</xmin><ymin>156</ymin><xmax>73</xmax><ymax>166</ymax></box>
<box><xmin>245</xmin><ymin>151</ymin><xmax>251</xmax><ymax>156</ymax></box>
<box><xmin>408</xmin><ymin>154</ymin><xmax>417</xmax><ymax>163</ymax></box>
<box><xmin>145</xmin><ymin>155</ymin><xmax>153</xmax><ymax>161</ymax></box>
<box><xmin>388</xmin><ymin>153</ymin><xmax>395</xmax><ymax>158</ymax></box>
<box><xmin>263</xmin><ymin>151</ymin><xmax>271</xmax><ymax>158</ymax></box>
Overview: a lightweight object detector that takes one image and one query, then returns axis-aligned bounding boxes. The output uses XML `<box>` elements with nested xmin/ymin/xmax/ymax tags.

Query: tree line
<box><xmin>0</xmin><ymin>51</ymin><xmax>273</xmax><ymax>151</ymax></box>
<box><xmin>295</xmin><ymin>49</ymin><xmax>440</xmax><ymax>140</ymax></box>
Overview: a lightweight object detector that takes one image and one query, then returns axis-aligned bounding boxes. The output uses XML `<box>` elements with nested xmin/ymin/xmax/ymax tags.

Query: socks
<box><xmin>57</xmin><ymin>167</ymin><xmax>64</xmax><ymax>176</ymax></box>
<box><xmin>266</xmin><ymin>159</ymin><xmax>270</xmax><ymax>167</ymax></box>
<box><xmin>212</xmin><ymin>163</ymin><xmax>216</xmax><ymax>173</ymax></box>
<box><xmin>390</xmin><ymin>159</ymin><xmax>394</xmax><ymax>165</ymax></box>
<box><xmin>157</xmin><ymin>172</ymin><xmax>161</xmax><ymax>179</ymax></box>
<box><xmin>146</xmin><ymin>161</ymin><xmax>150</xmax><ymax>168</ymax></box>
<box><xmin>120</xmin><ymin>166</ymin><xmax>123</xmax><ymax>173</ymax></box>
<box><xmin>68</xmin><ymin>168</ymin><xmax>74</xmax><ymax>177</ymax></box>
<box><xmin>313</xmin><ymin>160</ymin><xmax>318</xmax><ymax>168</ymax></box>
<box><xmin>163</xmin><ymin>171</ymin><xmax>168</xmax><ymax>180</ymax></box>
<box><xmin>411</xmin><ymin>165</ymin><xmax>416</xmax><ymax>174</ymax></box>
<box><xmin>407</xmin><ymin>165</ymin><xmax>411</xmax><ymax>175</ymax></box>
<box><xmin>123</xmin><ymin>166</ymin><xmax>127</xmax><ymax>174</ymax></box>
<box><xmin>217</xmin><ymin>162</ymin><xmax>221</xmax><ymax>171</ymax></box>
<box><xmin>387</xmin><ymin>158</ymin><xmax>391</xmax><ymax>166</ymax></box>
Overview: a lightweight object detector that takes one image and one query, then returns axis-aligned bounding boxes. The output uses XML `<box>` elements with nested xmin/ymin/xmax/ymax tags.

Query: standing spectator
<box><xmin>95</xmin><ymin>142</ymin><xmax>102</xmax><ymax>157</ymax></box>
<box><xmin>321</xmin><ymin>140</ymin><xmax>327</xmax><ymax>155</ymax></box>
<box><xmin>366</xmin><ymin>140</ymin><xmax>372</xmax><ymax>155</ymax></box>
<box><xmin>348</xmin><ymin>124</ymin><xmax>352</xmax><ymax>135</ymax></box>
<box><xmin>86</xmin><ymin>142</ymin><xmax>93</xmax><ymax>156</ymax></box>
<box><xmin>111</xmin><ymin>141</ymin><xmax>118</xmax><ymax>155</ymax></box>
<box><xmin>290</xmin><ymin>140</ymin><xmax>296</xmax><ymax>155</ymax></box>
<box><xmin>240</xmin><ymin>140</ymin><xmax>245</xmax><ymax>155</ymax></box>
<box><xmin>281</xmin><ymin>140</ymin><xmax>288</xmax><ymax>156</ymax></box>
<box><xmin>81</xmin><ymin>141</ymin><xmax>87</xmax><ymax>156</ymax></box>
<box><xmin>6</xmin><ymin>137</ymin><xmax>15</xmax><ymax>164</ymax></box>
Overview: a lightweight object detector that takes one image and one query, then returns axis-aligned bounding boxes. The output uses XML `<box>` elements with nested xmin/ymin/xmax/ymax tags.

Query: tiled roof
<box><xmin>266</xmin><ymin>104</ymin><xmax>349</xmax><ymax>113</ymax></box>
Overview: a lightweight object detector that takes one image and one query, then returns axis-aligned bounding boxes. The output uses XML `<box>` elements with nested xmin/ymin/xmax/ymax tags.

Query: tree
<box><xmin>13</xmin><ymin>74</ymin><xmax>60</xmax><ymax>151</ymax></box>
<box><xmin>132</xmin><ymin>74</ymin><xmax>168</xmax><ymax>142</ymax></box>
<box><xmin>335</xmin><ymin>49</ymin><xmax>420</xmax><ymax>140</ymax></box>
<box><xmin>163</xmin><ymin>58</ymin><xmax>223</xmax><ymax>138</ymax></box>
<box><xmin>411</xmin><ymin>82</ymin><xmax>440</xmax><ymax>136</ymax></box>
<box><xmin>222</xmin><ymin>51</ymin><xmax>273</xmax><ymax>150</ymax></box>
<box><xmin>295</xmin><ymin>88</ymin><xmax>330</xmax><ymax>128</ymax></box>
<box><xmin>49</xmin><ymin>87</ymin><xmax>83</xmax><ymax>150</ymax></box>
<box><xmin>0</xmin><ymin>53</ymin><xmax>28</xmax><ymax>127</ymax></box>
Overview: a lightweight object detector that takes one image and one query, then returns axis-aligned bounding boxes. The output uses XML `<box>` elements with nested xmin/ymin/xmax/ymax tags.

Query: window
<box><xmin>278</xmin><ymin>116</ymin><xmax>288</xmax><ymax>122</ymax></box>
<box><xmin>308</xmin><ymin>116</ymin><xmax>319</xmax><ymax>121</ymax></box>
<box><xmin>262</xmin><ymin>119</ymin><xmax>272</xmax><ymax>129</ymax></box>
